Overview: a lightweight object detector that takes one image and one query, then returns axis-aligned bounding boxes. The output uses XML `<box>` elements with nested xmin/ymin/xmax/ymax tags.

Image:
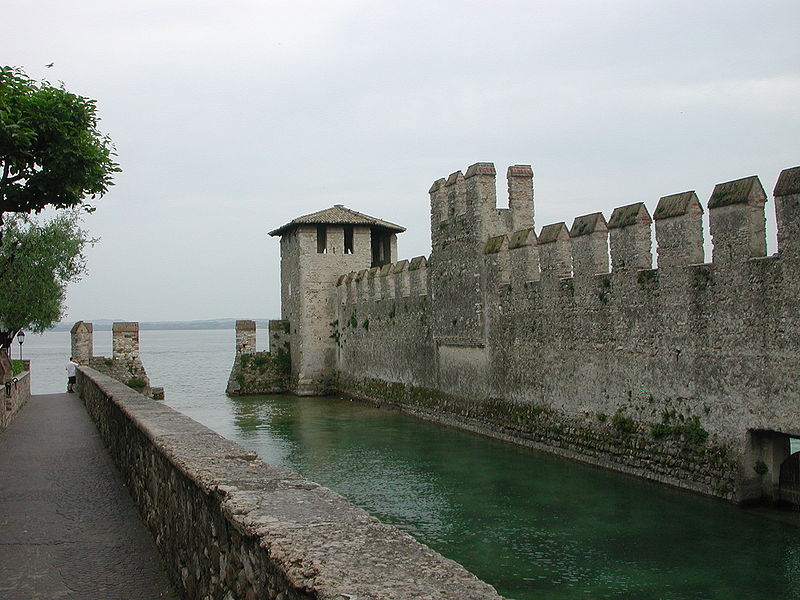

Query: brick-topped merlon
<box><xmin>774</xmin><ymin>166</ymin><xmax>800</xmax><ymax>257</ymax></box>
<box><xmin>708</xmin><ymin>175</ymin><xmax>767</xmax><ymax>264</ymax></box>
<box><xmin>112</xmin><ymin>322</ymin><xmax>140</xmax><ymax>361</ymax></box>
<box><xmin>465</xmin><ymin>163</ymin><xmax>499</xmax><ymax>239</ymax></box>
<box><xmin>445</xmin><ymin>170</ymin><xmax>466</xmax><ymax>219</ymax></box>
<box><xmin>268</xmin><ymin>320</ymin><xmax>290</xmax><ymax>354</ymax></box>
<box><xmin>235</xmin><ymin>320</ymin><xmax>256</xmax><ymax>355</ymax></box>
<box><xmin>429</xmin><ymin>177</ymin><xmax>448</xmax><ymax>226</ymax></box>
<box><xmin>608</xmin><ymin>202</ymin><xmax>653</xmax><ymax>271</ymax></box>
<box><xmin>653</xmin><ymin>191</ymin><xmax>704</xmax><ymax>268</ymax></box>
<box><xmin>570</xmin><ymin>212</ymin><xmax>609</xmax><ymax>276</ymax></box>
<box><xmin>70</xmin><ymin>320</ymin><xmax>93</xmax><ymax>363</ymax></box>
<box><xmin>507</xmin><ymin>165</ymin><xmax>534</xmax><ymax>232</ymax></box>
<box><xmin>508</xmin><ymin>228</ymin><xmax>540</xmax><ymax>282</ymax></box>
<box><xmin>538</xmin><ymin>222</ymin><xmax>572</xmax><ymax>279</ymax></box>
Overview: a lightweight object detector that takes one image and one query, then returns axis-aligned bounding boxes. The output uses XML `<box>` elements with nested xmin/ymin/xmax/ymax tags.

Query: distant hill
<box><xmin>48</xmin><ymin>319</ymin><xmax>273</xmax><ymax>332</ymax></box>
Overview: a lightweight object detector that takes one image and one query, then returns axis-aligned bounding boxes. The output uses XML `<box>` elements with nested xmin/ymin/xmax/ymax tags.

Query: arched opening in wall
<box><xmin>779</xmin><ymin>437</ymin><xmax>800</xmax><ymax>510</ymax></box>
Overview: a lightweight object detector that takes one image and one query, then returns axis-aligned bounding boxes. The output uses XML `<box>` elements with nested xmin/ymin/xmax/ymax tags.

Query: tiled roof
<box><xmin>269</xmin><ymin>205</ymin><xmax>406</xmax><ymax>236</ymax></box>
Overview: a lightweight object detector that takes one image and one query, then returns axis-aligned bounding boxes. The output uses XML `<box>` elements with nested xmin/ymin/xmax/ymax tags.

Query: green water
<box><xmin>212</xmin><ymin>394</ymin><xmax>799</xmax><ymax>600</ymax></box>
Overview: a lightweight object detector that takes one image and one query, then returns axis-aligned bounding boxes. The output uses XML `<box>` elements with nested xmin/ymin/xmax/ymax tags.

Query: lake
<box><xmin>17</xmin><ymin>329</ymin><xmax>800</xmax><ymax>600</ymax></box>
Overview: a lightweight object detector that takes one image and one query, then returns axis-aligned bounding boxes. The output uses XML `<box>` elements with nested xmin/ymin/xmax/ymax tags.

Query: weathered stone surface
<box><xmin>262</xmin><ymin>162</ymin><xmax>800</xmax><ymax>506</ymax></box>
<box><xmin>71</xmin><ymin>322</ymin><xmax>161</xmax><ymax>399</ymax></box>
<box><xmin>0</xmin><ymin>360</ymin><xmax>30</xmax><ymax>430</ymax></box>
<box><xmin>227</xmin><ymin>321</ymin><xmax>291</xmax><ymax>396</ymax></box>
<box><xmin>78</xmin><ymin>367</ymin><xmax>502</xmax><ymax>599</ymax></box>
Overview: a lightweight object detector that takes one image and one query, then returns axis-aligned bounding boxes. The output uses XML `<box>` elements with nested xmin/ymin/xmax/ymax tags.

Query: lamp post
<box><xmin>17</xmin><ymin>330</ymin><xmax>24</xmax><ymax>361</ymax></box>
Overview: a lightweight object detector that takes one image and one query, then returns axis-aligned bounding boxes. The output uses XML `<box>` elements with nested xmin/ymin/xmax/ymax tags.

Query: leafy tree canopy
<box><xmin>0</xmin><ymin>66</ymin><xmax>120</xmax><ymax>229</ymax></box>
<box><xmin>0</xmin><ymin>211</ymin><xmax>93</xmax><ymax>349</ymax></box>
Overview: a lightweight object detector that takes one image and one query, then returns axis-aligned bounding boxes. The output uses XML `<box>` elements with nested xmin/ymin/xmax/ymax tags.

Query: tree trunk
<box><xmin>0</xmin><ymin>330</ymin><xmax>15</xmax><ymax>352</ymax></box>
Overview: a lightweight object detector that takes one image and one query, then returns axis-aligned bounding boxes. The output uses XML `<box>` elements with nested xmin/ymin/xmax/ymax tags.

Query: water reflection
<box><xmin>223</xmin><ymin>394</ymin><xmax>800</xmax><ymax>600</ymax></box>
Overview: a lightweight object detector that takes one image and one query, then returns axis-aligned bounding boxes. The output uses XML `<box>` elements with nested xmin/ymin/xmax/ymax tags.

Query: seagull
<box><xmin>45</xmin><ymin>62</ymin><xmax>54</xmax><ymax>68</ymax></box>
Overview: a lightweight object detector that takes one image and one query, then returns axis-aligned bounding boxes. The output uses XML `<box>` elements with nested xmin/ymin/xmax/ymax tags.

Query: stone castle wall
<box><xmin>326</xmin><ymin>164</ymin><xmax>800</xmax><ymax>504</ymax></box>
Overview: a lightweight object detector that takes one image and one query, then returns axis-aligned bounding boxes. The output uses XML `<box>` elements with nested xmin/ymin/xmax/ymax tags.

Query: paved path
<box><xmin>0</xmin><ymin>393</ymin><xmax>177</xmax><ymax>599</ymax></box>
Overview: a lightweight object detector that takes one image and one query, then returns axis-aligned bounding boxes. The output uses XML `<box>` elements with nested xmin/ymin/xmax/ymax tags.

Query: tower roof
<box><xmin>269</xmin><ymin>204</ymin><xmax>406</xmax><ymax>237</ymax></box>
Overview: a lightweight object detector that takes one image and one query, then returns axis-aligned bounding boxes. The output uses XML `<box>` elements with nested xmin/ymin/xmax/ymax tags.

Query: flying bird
<box><xmin>45</xmin><ymin>62</ymin><xmax>54</xmax><ymax>68</ymax></box>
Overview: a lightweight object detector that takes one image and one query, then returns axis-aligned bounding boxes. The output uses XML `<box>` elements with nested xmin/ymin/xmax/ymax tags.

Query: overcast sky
<box><xmin>5</xmin><ymin>0</ymin><xmax>799</xmax><ymax>322</ymax></box>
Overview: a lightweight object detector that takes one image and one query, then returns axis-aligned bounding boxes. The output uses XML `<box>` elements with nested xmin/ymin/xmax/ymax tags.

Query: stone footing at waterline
<box><xmin>335</xmin><ymin>374</ymin><xmax>741</xmax><ymax>503</ymax></box>
<box><xmin>226</xmin><ymin>319</ymin><xmax>291</xmax><ymax>396</ymax></box>
<box><xmin>77</xmin><ymin>366</ymin><xmax>501</xmax><ymax>599</ymax></box>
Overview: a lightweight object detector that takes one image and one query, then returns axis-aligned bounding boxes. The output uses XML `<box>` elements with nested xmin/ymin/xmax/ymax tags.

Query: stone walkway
<box><xmin>0</xmin><ymin>393</ymin><xmax>177</xmax><ymax>599</ymax></box>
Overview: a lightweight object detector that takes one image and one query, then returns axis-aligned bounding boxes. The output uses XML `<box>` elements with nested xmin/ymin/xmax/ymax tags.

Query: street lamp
<box><xmin>17</xmin><ymin>330</ymin><xmax>24</xmax><ymax>361</ymax></box>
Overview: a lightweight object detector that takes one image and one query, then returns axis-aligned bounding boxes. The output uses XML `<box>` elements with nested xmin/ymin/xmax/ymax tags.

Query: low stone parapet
<box><xmin>77</xmin><ymin>366</ymin><xmax>500</xmax><ymax>599</ymax></box>
<box><xmin>1</xmin><ymin>368</ymin><xmax>30</xmax><ymax>430</ymax></box>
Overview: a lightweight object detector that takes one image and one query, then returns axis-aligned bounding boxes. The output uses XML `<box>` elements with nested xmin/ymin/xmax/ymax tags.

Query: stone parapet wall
<box><xmin>1</xmin><ymin>368</ymin><xmax>31</xmax><ymax>430</ymax></box>
<box><xmin>77</xmin><ymin>366</ymin><xmax>501</xmax><ymax>600</ymax></box>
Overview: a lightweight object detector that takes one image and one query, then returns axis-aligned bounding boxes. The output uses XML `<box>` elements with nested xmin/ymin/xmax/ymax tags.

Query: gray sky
<box><xmin>5</xmin><ymin>0</ymin><xmax>799</xmax><ymax>322</ymax></box>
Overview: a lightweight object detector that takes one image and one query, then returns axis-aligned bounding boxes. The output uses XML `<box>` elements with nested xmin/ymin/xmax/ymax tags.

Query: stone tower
<box><xmin>269</xmin><ymin>205</ymin><xmax>405</xmax><ymax>395</ymax></box>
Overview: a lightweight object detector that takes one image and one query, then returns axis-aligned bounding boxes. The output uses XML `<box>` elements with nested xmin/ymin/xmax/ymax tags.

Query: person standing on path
<box><xmin>65</xmin><ymin>357</ymin><xmax>78</xmax><ymax>392</ymax></box>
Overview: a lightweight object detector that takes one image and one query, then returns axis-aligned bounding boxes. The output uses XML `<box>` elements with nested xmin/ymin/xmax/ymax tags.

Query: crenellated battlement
<box><xmin>430</xmin><ymin>162</ymin><xmax>535</xmax><ymax>250</ymax></box>
<box><xmin>337</xmin><ymin>255</ymin><xmax>430</xmax><ymax>304</ymax></box>
<box><xmin>477</xmin><ymin>169</ymin><xmax>800</xmax><ymax>290</ymax></box>
<box><xmin>269</xmin><ymin>160</ymin><xmax>800</xmax><ymax>505</ymax></box>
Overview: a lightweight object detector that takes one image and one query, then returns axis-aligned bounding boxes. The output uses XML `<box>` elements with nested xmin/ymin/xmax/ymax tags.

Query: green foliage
<box><xmin>650</xmin><ymin>411</ymin><xmax>709</xmax><ymax>445</ymax></box>
<box><xmin>0</xmin><ymin>66</ymin><xmax>120</xmax><ymax>219</ymax></box>
<box><xmin>611</xmin><ymin>410</ymin><xmax>636</xmax><ymax>434</ymax></box>
<box><xmin>596</xmin><ymin>412</ymin><xmax>607</xmax><ymax>422</ymax></box>
<box><xmin>753</xmin><ymin>460</ymin><xmax>769</xmax><ymax>476</ymax></box>
<box><xmin>0</xmin><ymin>211</ymin><xmax>93</xmax><ymax>348</ymax></box>
<box><xmin>362</xmin><ymin>318</ymin><xmax>369</xmax><ymax>331</ymax></box>
<box><xmin>11</xmin><ymin>359</ymin><xmax>23</xmax><ymax>375</ymax></box>
<box><xmin>126</xmin><ymin>376</ymin><xmax>146</xmax><ymax>388</ymax></box>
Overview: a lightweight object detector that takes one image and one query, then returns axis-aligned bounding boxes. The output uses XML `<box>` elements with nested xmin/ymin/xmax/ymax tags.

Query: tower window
<box><xmin>317</xmin><ymin>225</ymin><xmax>327</xmax><ymax>253</ymax></box>
<box><xmin>344</xmin><ymin>226</ymin><xmax>354</xmax><ymax>254</ymax></box>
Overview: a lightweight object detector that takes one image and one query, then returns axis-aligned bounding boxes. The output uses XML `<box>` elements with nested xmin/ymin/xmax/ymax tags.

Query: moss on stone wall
<box><xmin>227</xmin><ymin>346</ymin><xmax>291</xmax><ymax>396</ymax></box>
<box><xmin>336</xmin><ymin>374</ymin><xmax>738</xmax><ymax>501</ymax></box>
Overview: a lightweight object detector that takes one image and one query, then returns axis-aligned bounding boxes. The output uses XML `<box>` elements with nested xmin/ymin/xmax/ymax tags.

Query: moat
<box><xmin>26</xmin><ymin>330</ymin><xmax>800</xmax><ymax>599</ymax></box>
<box><xmin>181</xmin><ymin>393</ymin><xmax>800</xmax><ymax>600</ymax></box>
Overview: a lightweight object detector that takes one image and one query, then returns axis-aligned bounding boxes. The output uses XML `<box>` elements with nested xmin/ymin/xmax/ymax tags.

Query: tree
<box><xmin>0</xmin><ymin>66</ymin><xmax>120</xmax><ymax>244</ymax></box>
<box><xmin>0</xmin><ymin>212</ymin><xmax>93</xmax><ymax>350</ymax></box>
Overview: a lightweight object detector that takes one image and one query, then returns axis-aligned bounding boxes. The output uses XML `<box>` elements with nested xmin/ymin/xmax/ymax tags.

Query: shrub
<box><xmin>126</xmin><ymin>377</ymin><xmax>146</xmax><ymax>389</ymax></box>
<box><xmin>612</xmin><ymin>410</ymin><xmax>636</xmax><ymax>434</ymax></box>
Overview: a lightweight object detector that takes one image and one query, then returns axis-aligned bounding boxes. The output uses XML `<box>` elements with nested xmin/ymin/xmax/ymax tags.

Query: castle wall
<box><xmin>328</xmin><ymin>162</ymin><xmax>800</xmax><ymax>504</ymax></box>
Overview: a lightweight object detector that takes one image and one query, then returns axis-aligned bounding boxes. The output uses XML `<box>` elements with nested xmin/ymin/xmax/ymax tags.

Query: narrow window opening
<box><xmin>382</xmin><ymin>235</ymin><xmax>391</xmax><ymax>264</ymax></box>
<box><xmin>344</xmin><ymin>226</ymin><xmax>354</xmax><ymax>254</ymax></box>
<box><xmin>371</xmin><ymin>228</ymin><xmax>390</xmax><ymax>267</ymax></box>
<box><xmin>317</xmin><ymin>225</ymin><xmax>327</xmax><ymax>254</ymax></box>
